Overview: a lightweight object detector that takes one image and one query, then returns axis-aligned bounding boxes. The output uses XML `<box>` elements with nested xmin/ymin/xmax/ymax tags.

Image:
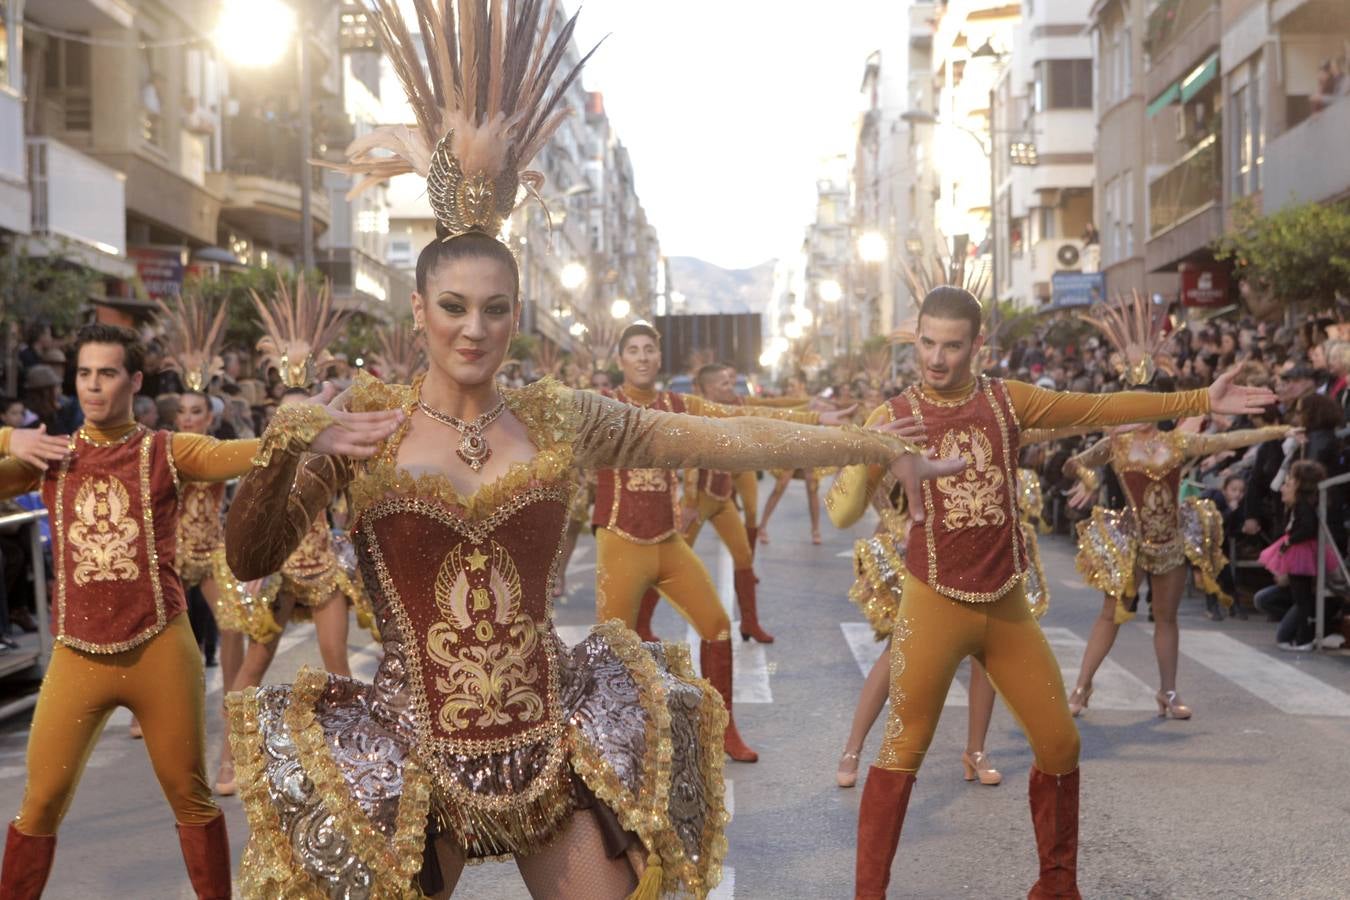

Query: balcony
<box><xmin>209</xmin><ymin>119</ymin><xmax>330</xmax><ymax>250</ymax></box>
<box><xmin>318</xmin><ymin>247</ymin><xmax>403</xmax><ymax>310</ymax></box>
<box><xmin>1264</xmin><ymin>93</ymin><xmax>1350</xmax><ymax>213</ymax></box>
<box><xmin>24</xmin><ymin>137</ymin><xmax>132</xmax><ymax>278</ymax></box>
<box><xmin>1144</xmin><ymin>0</ymin><xmax>1220</xmax><ymax>104</ymax></box>
<box><xmin>0</xmin><ymin>88</ymin><xmax>29</xmax><ymax>235</ymax></box>
<box><xmin>1148</xmin><ymin>132</ymin><xmax>1220</xmax><ymax>238</ymax></box>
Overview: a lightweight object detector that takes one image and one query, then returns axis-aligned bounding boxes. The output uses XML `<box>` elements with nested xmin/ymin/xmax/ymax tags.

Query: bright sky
<box><xmin>567</xmin><ymin>1</ymin><xmax>902</xmax><ymax>270</ymax></box>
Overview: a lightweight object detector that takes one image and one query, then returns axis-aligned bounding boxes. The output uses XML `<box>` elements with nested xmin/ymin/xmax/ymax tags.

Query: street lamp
<box><xmin>568</xmin><ymin>322</ymin><xmax>587</xmax><ymax>337</ymax></box>
<box><xmin>818</xmin><ymin>279</ymin><xmax>843</xmax><ymax>304</ymax></box>
<box><xmin>610</xmin><ymin>298</ymin><xmax>631</xmax><ymax>319</ymax></box>
<box><xmin>215</xmin><ymin>0</ymin><xmax>296</xmax><ymax>68</ymax></box>
<box><xmin>560</xmin><ymin>262</ymin><xmax>588</xmax><ymax>290</ymax></box>
<box><xmin>858</xmin><ymin>231</ymin><xmax>888</xmax><ymax>263</ymax></box>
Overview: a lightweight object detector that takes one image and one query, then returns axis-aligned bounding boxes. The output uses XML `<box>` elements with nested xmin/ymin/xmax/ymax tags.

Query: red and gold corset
<box><xmin>44</xmin><ymin>426</ymin><xmax>186</xmax><ymax>653</ymax></box>
<box><xmin>1111</xmin><ymin>430</ymin><xmax>1186</xmax><ymax>567</ymax></box>
<box><xmin>591</xmin><ymin>388</ymin><xmax>685</xmax><ymax>542</ymax></box>
<box><xmin>899</xmin><ymin>378</ymin><xmax>1026</xmax><ymax>602</ymax></box>
<box><xmin>177</xmin><ymin>481</ymin><xmax>225</xmax><ymax>563</ymax></box>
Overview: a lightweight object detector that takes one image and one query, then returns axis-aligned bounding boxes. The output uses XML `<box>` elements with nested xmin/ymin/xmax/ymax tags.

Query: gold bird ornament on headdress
<box><xmin>155</xmin><ymin>288</ymin><xmax>228</xmax><ymax>393</ymax></box>
<box><xmin>250</xmin><ymin>273</ymin><xmax>349</xmax><ymax>390</ymax></box>
<box><xmin>1082</xmin><ymin>289</ymin><xmax>1181</xmax><ymax>387</ymax></box>
<box><xmin>320</xmin><ymin>0</ymin><xmax>600</xmax><ymax>242</ymax></box>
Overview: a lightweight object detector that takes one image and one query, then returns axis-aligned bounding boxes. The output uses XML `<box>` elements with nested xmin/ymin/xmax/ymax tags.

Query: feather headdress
<box><xmin>371</xmin><ymin>318</ymin><xmax>427</xmax><ymax>384</ymax></box>
<box><xmin>155</xmin><ymin>289</ymin><xmax>228</xmax><ymax>393</ymax></box>
<box><xmin>250</xmin><ymin>273</ymin><xmax>349</xmax><ymax>389</ymax></box>
<box><xmin>321</xmin><ymin>0</ymin><xmax>599</xmax><ymax>241</ymax></box>
<box><xmin>1082</xmin><ymin>289</ymin><xmax>1179</xmax><ymax>387</ymax></box>
<box><xmin>888</xmin><ymin>253</ymin><xmax>992</xmax><ymax>344</ymax></box>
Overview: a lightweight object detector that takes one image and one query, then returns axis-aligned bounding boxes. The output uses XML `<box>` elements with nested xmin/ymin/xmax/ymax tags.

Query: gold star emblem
<box><xmin>466</xmin><ymin>547</ymin><xmax>489</xmax><ymax>572</ymax></box>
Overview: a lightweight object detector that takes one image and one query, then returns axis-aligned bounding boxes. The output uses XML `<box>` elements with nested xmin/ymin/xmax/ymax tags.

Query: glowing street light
<box><xmin>794</xmin><ymin>306</ymin><xmax>815</xmax><ymax>326</ymax></box>
<box><xmin>610</xmin><ymin>298</ymin><xmax>631</xmax><ymax>319</ymax></box>
<box><xmin>759</xmin><ymin>348</ymin><xmax>781</xmax><ymax>367</ymax></box>
<box><xmin>215</xmin><ymin>0</ymin><xmax>297</xmax><ymax>68</ymax></box>
<box><xmin>568</xmin><ymin>322</ymin><xmax>588</xmax><ymax>337</ymax></box>
<box><xmin>858</xmin><ymin>231</ymin><xmax>888</xmax><ymax>263</ymax></box>
<box><xmin>560</xmin><ymin>262</ymin><xmax>588</xmax><ymax>290</ymax></box>
<box><xmin>783</xmin><ymin>321</ymin><xmax>804</xmax><ymax>340</ymax></box>
<box><xmin>818</xmin><ymin>279</ymin><xmax>843</xmax><ymax>304</ymax></box>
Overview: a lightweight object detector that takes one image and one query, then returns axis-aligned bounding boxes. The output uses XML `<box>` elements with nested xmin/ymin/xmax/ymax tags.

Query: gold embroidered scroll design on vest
<box><xmin>625</xmin><ymin>468</ymin><xmax>669</xmax><ymax>492</ymax></box>
<box><xmin>934</xmin><ymin>428</ymin><xmax>1007</xmax><ymax>531</ymax></box>
<box><xmin>428</xmin><ymin>540</ymin><xmax>543</xmax><ymax>730</ymax></box>
<box><xmin>69</xmin><ymin>477</ymin><xmax>142</xmax><ymax>585</ymax></box>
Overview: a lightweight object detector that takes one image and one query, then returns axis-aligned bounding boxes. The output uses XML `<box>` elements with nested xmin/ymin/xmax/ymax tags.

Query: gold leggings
<box><xmin>733</xmin><ymin>471</ymin><xmax>758</xmax><ymax>531</ymax></box>
<box><xmin>16</xmin><ymin>614</ymin><xmax>218</xmax><ymax>834</ymax></box>
<box><xmin>875</xmin><ymin>576</ymin><xmax>1080</xmax><ymax>776</ymax></box>
<box><xmin>683</xmin><ymin>496</ymin><xmax>754</xmax><ymax>570</ymax></box>
<box><xmin>594</xmin><ymin>527</ymin><xmax>731</xmax><ymax>640</ymax></box>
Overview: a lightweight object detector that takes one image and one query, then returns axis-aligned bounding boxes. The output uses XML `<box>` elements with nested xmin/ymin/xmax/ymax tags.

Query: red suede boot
<box><xmin>176</xmin><ymin>812</ymin><xmax>232</xmax><ymax>899</ymax></box>
<box><xmin>734</xmin><ymin>568</ymin><xmax>774</xmax><ymax>643</ymax></box>
<box><xmin>699</xmin><ymin>638</ymin><xmax>758</xmax><ymax>762</ymax></box>
<box><xmin>0</xmin><ymin>823</ymin><xmax>56</xmax><ymax>900</ymax></box>
<box><xmin>854</xmin><ymin>767</ymin><xmax>915</xmax><ymax>899</ymax></box>
<box><xmin>1027</xmin><ymin>767</ymin><xmax>1081</xmax><ymax>899</ymax></box>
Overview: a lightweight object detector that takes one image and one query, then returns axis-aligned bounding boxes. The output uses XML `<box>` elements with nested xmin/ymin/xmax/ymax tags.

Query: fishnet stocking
<box><xmin>515</xmin><ymin>809</ymin><xmax>638</xmax><ymax>899</ymax></box>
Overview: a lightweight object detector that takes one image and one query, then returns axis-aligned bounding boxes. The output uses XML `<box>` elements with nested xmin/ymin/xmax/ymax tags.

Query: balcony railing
<box><xmin>27</xmin><ymin>137</ymin><xmax>126</xmax><ymax>256</ymax></box>
<box><xmin>1149</xmin><ymin>132</ymin><xmax>1220</xmax><ymax>237</ymax></box>
<box><xmin>223</xmin><ymin>114</ymin><xmax>324</xmax><ymax>189</ymax></box>
<box><xmin>1145</xmin><ymin>0</ymin><xmax>1214</xmax><ymax>61</ymax></box>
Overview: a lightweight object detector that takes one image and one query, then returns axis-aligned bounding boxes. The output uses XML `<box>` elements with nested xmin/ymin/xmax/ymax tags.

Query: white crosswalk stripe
<box><xmin>1178</xmin><ymin>631</ymin><xmax>1350</xmax><ymax>717</ymax></box>
<box><xmin>839</xmin><ymin>622</ymin><xmax>967</xmax><ymax>706</ymax></box>
<box><xmin>1040</xmin><ymin>626</ymin><xmax>1158</xmax><ymax>711</ymax></box>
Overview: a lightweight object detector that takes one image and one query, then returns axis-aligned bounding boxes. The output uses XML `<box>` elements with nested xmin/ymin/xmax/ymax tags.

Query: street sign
<box><xmin>1049</xmin><ymin>271</ymin><xmax>1105</xmax><ymax>309</ymax></box>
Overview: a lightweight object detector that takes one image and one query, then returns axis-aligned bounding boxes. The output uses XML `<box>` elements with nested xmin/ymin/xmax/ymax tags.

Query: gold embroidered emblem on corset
<box><xmin>624</xmin><ymin>468</ymin><xmax>669</xmax><ymax>492</ymax></box>
<box><xmin>1139</xmin><ymin>481</ymin><xmax>1175</xmax><ymax>544</ymax></box>
<box><xmin>69</xmin><ymin>477</ymin><xmax>141</xmax><ymax>585</ymax></box>
<box><xmin>427</xmin><ymin>539</ymin><xmax>543</xmax><ymax>730</ymax></box>
<box><xmin>934</xmin><ymin>428</ymin><xmax>1007</xmax><ymax>530</ymax></box>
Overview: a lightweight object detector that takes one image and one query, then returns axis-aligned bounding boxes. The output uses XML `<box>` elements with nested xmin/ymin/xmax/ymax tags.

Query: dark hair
<box><xmin>1295</xmin><ymin>392</ymin><xmax>1343</xmax><ymax>432</ymax></box>
<box><xmin>1222</xmin><ymin>473</ymin><xmax>1246</xmax><ymax>489</ymax></box>
<box><xmin>415</xmin><ymin>231</ymin><xmax>520</xmax><ymax>300</ymax></box>
<box><xmin>23</xmin><ymin>321</ymin><xmax>51</xmax><ymax>347</ymax></box>
<box><xmin>695</xmin><ymin>363</ymin><xmax>726</xmax><ymax>388</ymax></box>
<box><xmin>1283</xmin><ymin>364</ymin><xmax>1317</xmax><ymax>383</ymax></box>
<box><xmin>1290</xmin><ymin>460</ymin><xmax>1327</xmax><ymax>504</ymax></box>
<box><xmin>280</xmin><ymin>386</ymin><xmax>311</xmax><ymax>401</ymax></box>
<box><xmin>0</xmin><ymin>396</ymin><xmax>20</xmax><ymax>412</ymax></box>
<box><xmin>73</xmin><ymin>323</ymin><xmax>145</xmax><ymax>375</ymax></box>
<box><xmin>917</xmin><ymin>286</ymin><xmax>982</xmax><ymax>339</ymax></box>
<box><xmin>619</xmin><ymin>323</ymin><xmax>661</xmax><ymax>353</ymax></box>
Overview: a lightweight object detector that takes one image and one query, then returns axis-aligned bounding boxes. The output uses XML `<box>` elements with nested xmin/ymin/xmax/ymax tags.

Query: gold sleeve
<box><xmin>826</xmin><ymin>403</ymin><xmax>895</xmax><ymax>529</ymax></box>
<box><xmin>171</xmin><ymin>434</ymin><xmax>263</xmax><ymax>482</ymax></box>
<box><xmin>684</xmin><ymin>393</ymin><xmax>819</xmax><ymax>425</ymax></box>
<box><xmin>1067</xmin><ymin>436</ymin><xmax>1112</xmax><ymax>492</ymax></box>
<box><xmin>1020</xmin><ymin>424</ymin><xmax>1101</xmax><ymax>446</ymax></box>
<box><xmin>0</xmin><ymin>428</ymin><xmax>44</xmax><ymax>498</ymax></box>
<box><xmin>570</xmin><ymin>389</ymin><xmax>913</xmax><ymax>474</ymax></box>
<box><xmin>1181</xmin><ymin>426</ymin><xmax>1289</xmax><ymax>458</ymax></box>
<box><xmin>746</xmin><ymin>396</ymin><xmax>809</xmax><ymax>409</ymax></box>
<box><xmin>224</xmin><ymin>408</ymin><xmax>355</xmax><ymax>581</ymax></box>
<box><xmin>1006</xmin><ymin>380</ymin><xmax>1209</xmax><ymax>429</ymax></box>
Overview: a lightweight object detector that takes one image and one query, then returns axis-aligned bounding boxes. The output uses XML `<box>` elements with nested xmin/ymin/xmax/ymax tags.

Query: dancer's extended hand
<box><xmin>307</xmin><ymin>382</ymin><xmax>404</xmax><ymax>459</ymax></box>
<box><xmin>890</xmin><ymin>450</ymin><xmax>966</xmax><ymax>523</ymax></box>
<box><xmin>8</xmin><ymin>424</ymin><xmax>70</xmax><ymax>470</ymax></box>
<box><xmin>819</xmin><ymin>405</ymin><xmax>858</xmax><ymax>426</ymax></box>
<box><xmin>872</xmin><ymin>415</ymin><xmax>927</xmax><ymax>445</ymax></box>
<box><xmin>1065</xmin><ymin>481</ymin><xmax>1095</xmax><ymax>510</ymax></box>
<box><xmin>1208</xmin><ymin>368</ymin><xmax>1277</xmax><ymax>415</ymax></box>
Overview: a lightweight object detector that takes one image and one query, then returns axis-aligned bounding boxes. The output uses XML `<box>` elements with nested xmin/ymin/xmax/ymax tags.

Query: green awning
<box><xmin>1180</xmin><ymin>53</ymin><xmax>1219</xmax><ymax>103</ymax></box>
<box><xmin>1147</xmin><ymin>82</ymin><xmax>1180</xmax><ymax>117</ymax></box>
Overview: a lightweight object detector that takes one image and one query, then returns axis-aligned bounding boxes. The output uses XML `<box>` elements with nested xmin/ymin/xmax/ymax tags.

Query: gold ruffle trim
<box><xmin>568</xmin><ymin>621</ymin><xmax>728</xmax><ymax>898</ymax></box>
<box><xmin>210</xmin><ymin>549</ymin><xmax>283</xmax><ymax>643</ymax></box>
<box><xmin>253</xmin><ymin>403</ymin><xmax>335</xmax><ymax>467</ymax></box>
<box><xmin>850</xmin><ymin>534</ymin><xmax>906</xmax><ymax>640</ymax></box>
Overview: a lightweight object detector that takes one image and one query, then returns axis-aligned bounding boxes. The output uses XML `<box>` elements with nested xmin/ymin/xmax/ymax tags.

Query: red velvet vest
<box><xmin>45</xmin><ymin>427</ymin><xmax>185</xmax><ymax>653</ymax></box>
<box><xmin>1118</xmin><ymin>462</ymin><xmax>1183</xmax><ymax>548</ymax></box>
<box><xmin>697</xmin><ymin>469</ymin><xmax>735</xmax><ymax>502</ymax></box>
<box><xmin>898</xmin><ymin>377</ymin><xmax>1025</xmax><ymax>602</ymax></box>
<box><xmin>592</xmin><ymin>388</ymin><xmax>686</xmax><ymax>542</ymax></box>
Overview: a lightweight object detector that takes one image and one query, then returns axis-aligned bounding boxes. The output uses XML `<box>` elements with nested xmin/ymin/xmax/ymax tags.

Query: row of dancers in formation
<box><xmin>0</xmin><ymin>3</ymin><xmax>1280</xmax><ymax>898</ymax></box>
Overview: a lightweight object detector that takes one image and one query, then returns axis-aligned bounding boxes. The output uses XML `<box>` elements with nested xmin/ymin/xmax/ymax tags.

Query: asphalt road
<box><xmin>2</xmin><ymin>484</ymin><xmax>1349</xmax><ymax>898</ymax></box>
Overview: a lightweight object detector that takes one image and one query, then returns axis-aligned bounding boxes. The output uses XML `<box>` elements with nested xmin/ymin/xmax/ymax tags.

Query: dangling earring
<box><xmin>413</xmin><ymin>322</ymin><xmax>425</xmax><ymax>338</ymax></box>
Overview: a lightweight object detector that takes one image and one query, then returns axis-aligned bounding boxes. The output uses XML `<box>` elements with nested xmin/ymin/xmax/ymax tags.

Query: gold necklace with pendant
<box><xmin>416</xmin><ymin>391</ymin><xmax>507</xmax><ymax>472</ymax></box>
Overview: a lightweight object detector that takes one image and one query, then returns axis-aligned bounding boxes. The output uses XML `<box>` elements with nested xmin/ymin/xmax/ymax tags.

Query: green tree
<box><xmin>1214</xmin><ymin>199</ymin><xmax>1350</xmax><ymax>313</ymax></box>
<box><xmin>0</xmin><ymin>239</ymin><xmax>101</xmax><ymax>333</ymax></box>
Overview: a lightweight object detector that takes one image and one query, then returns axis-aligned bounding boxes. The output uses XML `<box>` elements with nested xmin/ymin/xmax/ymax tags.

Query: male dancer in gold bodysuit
<box><xmin>841</xmin><ymin>287</ymin><xmax>1276</xmax><ymax>899</ymax></box>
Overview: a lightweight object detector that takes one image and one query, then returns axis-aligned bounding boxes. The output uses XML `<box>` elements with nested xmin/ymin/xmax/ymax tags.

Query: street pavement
<box><xmin>3</xmin><ymin>482</ymin><xmax>1350</xmax><ymax>898</ymax></box>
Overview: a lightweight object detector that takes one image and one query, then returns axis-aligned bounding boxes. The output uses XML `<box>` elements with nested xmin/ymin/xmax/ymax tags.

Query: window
<box><xmin>1229</xmin><ymin>53</ymin><xmax>1264</xmax><ymax>198</ymax></box>
<box><xmin>1121</xmin><ymin>170</ymin><xmax>1134</xmax><ymax>258</ymax></box>
<box><xmin>1035</xmin><ymin>59</ymin><xmax>1093</xmax><ymax>111</ymax></box>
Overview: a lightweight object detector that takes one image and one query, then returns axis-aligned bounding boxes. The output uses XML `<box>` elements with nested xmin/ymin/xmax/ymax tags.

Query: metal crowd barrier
<box><xmin>1314</xmin><ymin>471</ymin><xmax>1350</xmax><ymax>651</ymax></box>
<box><xmin>0</xmin><ymin>508</ymin><xmax>51</xmax><ymax>721</ymax></box>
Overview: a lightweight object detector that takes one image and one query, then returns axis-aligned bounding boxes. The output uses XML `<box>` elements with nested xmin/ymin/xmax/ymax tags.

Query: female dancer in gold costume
<box><xmin>221</xmin><ymin>4</ymin><xmax>956</xmax><ymax>896</ymax></box>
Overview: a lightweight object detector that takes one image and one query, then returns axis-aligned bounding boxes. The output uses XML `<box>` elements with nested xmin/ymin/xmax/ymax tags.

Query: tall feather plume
<box><xmin>320</xmin><ymin>0</ymin><xmax>600</xmax><ymax>219</ymax></box>
<box><xmin>250</xmin><ymin>273</ymin><xmax>350</xmax><ymax>389</ymax></box>
<box><xmin>371</xmin><ymin>318</ymin><xmax>427</xmax><ymax>384</ymax></box>
<box><xmin>890</xmin><ymin>252</ymin><xmax>991</xmax><ymax>344</ymax></box>
<box><xmin>155</xmin><ymin>288</ymin><xmax>228</xmax><ymax>393</ymax></box>
<box><xmin>1082</xmin><ymin>289</ymin><xmax>1181</xmax><ymax>386</ymax></box>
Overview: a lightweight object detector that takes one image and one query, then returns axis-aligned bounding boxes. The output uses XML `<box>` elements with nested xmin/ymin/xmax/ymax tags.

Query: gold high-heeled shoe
<box><xmin>961</xmin><ymin>750</ymin><xmax>1002</xmax><ymax>786</ymax></box>
<box><xmin>836</xmin><ymin>750</ymin><xmax>861</xmax><ymax>788</ymax></box>
<box><xmin>1156</xmin><ymin>689</ymin><xmax>1192</xmax><ymax>720</ymax></box>
<box><xmin>1067</xmin><ymin>685</ymin><xmax>1093</xmax><ymax>718</ymax></box>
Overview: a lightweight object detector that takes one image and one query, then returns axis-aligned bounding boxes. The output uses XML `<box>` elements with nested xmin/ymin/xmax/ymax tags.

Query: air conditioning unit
<box><xmin>1056</xmin><ymin>244</ymin><xmax>1081</xmax><ymax>268</ymax></box>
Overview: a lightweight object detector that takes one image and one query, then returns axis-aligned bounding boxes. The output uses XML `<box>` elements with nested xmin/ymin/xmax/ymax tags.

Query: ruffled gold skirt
<box><xmin>1074</xmin><ymin>496</ymin><xmax>1230</xmax><ymax>623</ymax></box>
<box><xmin>227</xmin><ymin>621</ymin><xmax>728</xmax><ymax>899</ymax></box>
